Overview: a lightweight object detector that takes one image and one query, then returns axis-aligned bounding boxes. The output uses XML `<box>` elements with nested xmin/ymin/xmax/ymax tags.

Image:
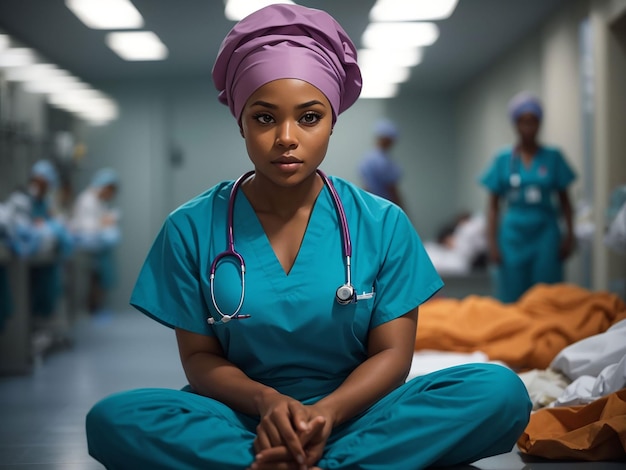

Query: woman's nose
<box><xmin>275</xmin><ymin>121</ymin><xmax>298</xmax><ymax>148</ymax></box>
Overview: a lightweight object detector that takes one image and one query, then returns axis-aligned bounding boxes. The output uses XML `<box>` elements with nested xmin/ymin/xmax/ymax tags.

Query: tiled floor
<box><xmin>0</xmin><ymin>311</ymin><xmax>623</xmax><ymax>469</ymax></box>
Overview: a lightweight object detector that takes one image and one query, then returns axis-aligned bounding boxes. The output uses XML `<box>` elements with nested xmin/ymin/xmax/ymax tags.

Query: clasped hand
<box><xmin>247</xmin><ymin>394</ymin><xmax>333</xmax><ymax>470</ymax></box>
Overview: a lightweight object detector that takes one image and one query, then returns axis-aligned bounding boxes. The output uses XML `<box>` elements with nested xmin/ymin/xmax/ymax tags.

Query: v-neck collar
<box><xmin>234</xmin><ymin>185</ymin><xmax>333</xmax><ymax>282</ymax></box>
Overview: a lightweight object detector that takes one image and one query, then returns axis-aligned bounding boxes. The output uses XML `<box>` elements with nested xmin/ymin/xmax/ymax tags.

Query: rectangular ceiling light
<box><xmin>0</xmin><ymin>47</ymin><xmax>36</xmax><ymax>68</ymax></box>
<box><xmin>65</xmin><ymin>0</ymin><xmax>144</xmax><ymax>29</ymax></box>
<box><xmin>370</xmin><ymin>0</ymin><xmax>459</xmax><ymax>22</ymax></box>
<box><xmin>106</xmin><ymin>31</ymin><xmax>168</xmax><ymax>61</ymax></box>
<box><xmin>360</xmin><ymin>81</ymin><xmax>398</xmax><ymax>99</ymax></box>
<box><xmin>224</xmin><ymin>0</ymin><xmax>296</xmax><ymax>21</ymax></box>
<box><xmin>358</xmin><ymin>47</ymin><xmax>423</xmax><ymax>68</ymax></box>
<box><xmin>362</xmin><ymin>22</ymin><xmax>439</xmax><ymax>49</ymax></box>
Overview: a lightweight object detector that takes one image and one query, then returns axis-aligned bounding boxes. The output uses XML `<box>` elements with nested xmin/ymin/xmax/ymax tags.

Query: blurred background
<box><xmin>0</xmin><ymin>1</ymin><xmax>625</xmax><ymax>468</ymax></box>
<box><xmin>0</xmin><ymin>0</ymin><xmax>624</xmax><ymax>381</ymax></box>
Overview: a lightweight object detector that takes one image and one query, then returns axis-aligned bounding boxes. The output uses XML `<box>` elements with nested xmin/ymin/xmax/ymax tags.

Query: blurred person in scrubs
<box><xmin>358</xmin><ymin>118</ymin><xmax>404</xmax><ymax>207</ymax></box>
<box><xmin>4</xmin><ymin>160</ymin><xmax>74</xmax><ymax>317</ymax></box>
<box><xmin>480</xmin><ymin>92</ymin><xmax>576</xmax><ymax>303</ymax></box>
<box><xmin>86</xmin><ymin>5</ymin><xmax>531</xmax><ymax>469</ymax></box>
<box><xmin>71</xmin><ymin>168</ymin><xmax>121</xmax><ymax>314</ymax></box>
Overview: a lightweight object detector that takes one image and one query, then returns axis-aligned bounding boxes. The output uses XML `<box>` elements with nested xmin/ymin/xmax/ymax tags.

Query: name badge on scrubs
<box><xmin>510</xmin><ymin>174</ymin><xmax>521</xmax><ymax>188</ymax></box>
<box><xmin>525</xmin><ymin>186</ymin><xmax>541</xmax><ymax>204</ymax></box>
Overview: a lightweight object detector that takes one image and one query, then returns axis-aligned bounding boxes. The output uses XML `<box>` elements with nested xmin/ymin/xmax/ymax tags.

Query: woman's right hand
<box><xmin>254</xmin><ymin>392</ymin><xmax>310</xmax><ymax>467</ymax></box>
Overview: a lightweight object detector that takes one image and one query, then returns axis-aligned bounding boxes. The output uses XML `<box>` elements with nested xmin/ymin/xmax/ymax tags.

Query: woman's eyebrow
<box><xmin>297</xmin><ymin>100</ymin><xmax>326</xmax><ymax>109</ymax></box>
<box><xmin>249</xmin><ymin>100</ymin><xmax>277</xmax><ymax>109</ymax></box>
<box><xmin>249</xmin><ymin>100</ymin><xmax>326</xmax><ymax>109</ymax></box>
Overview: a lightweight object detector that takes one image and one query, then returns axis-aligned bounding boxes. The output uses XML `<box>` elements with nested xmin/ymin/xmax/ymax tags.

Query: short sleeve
<box><xmin>370</xmin><ymin>209</ymin><xmax>443</xmax><ymax>328</ymax></box>
<box><xmin>130</xmin><ymin>216</ymin><xmax>212</xmax><ymax>336</ymax></box>
<box><xmin>479</xmin><ymin>152</ymin><xmax>507</xmax><ymax>195</ymax></box>
<box><xmin>553</xmin><ymin>149</ymin><xmax>576</xmax><ymax>190</ymax></box>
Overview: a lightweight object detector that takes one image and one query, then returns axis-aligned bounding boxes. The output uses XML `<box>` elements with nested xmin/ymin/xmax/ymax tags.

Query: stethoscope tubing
<box><xmin>208</xmin><ymin>169</ymin><xmax>354</xmax><ymax>324</ymax></box>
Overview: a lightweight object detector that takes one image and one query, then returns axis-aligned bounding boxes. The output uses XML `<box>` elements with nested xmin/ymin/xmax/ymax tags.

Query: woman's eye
<box><xmin>300</xmin><ymin>112</ymin><xmax>321</xmax><ymax>125</ymax></box>
<box><xmin>254</xmin><ymin>113</ymin><xmax>274</xmax><ymax>124</ymax></box>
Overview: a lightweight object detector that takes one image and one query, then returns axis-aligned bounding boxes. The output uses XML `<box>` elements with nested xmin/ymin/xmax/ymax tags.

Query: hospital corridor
<box><xmin>1</xmin><ymin>1</ymin><xmax>626</xmax><ymax>469</ymax></box>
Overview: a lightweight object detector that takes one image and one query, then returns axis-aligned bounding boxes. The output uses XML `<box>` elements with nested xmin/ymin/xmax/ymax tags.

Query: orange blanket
<box><xmin>517</xmin><ymin>388</ymin><xmax>626</xmax><ymax>461</ymax></box>
<box><xmin>415</xmin><ymin>283</ymin><xmax>626</xmax><ymax>370</ymax></box>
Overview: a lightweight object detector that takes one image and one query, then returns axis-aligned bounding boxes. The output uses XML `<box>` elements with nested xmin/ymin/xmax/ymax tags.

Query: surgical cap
<box><xmin>212</xmin><ymin>4</ymin><xmax>362</xmax><ymax>125</ymax></box>
<box><xmin>91</xmin><ymin>168</ymin><xmax>119</xmax><ymax>189</ymax></box>
<box><xmin>508</xmin><ymin>91</ymin><xmax>543</xmax><ymax>122</ymax></box>
<box><xmin>374</xmin><ymin>119</ymin><xmax>398</xmax><ymax>139</ymax></box>
<box><xmin>31</xmin><ymin>160</ymin><xmax>58</xmax><ymax>187</ymax></box>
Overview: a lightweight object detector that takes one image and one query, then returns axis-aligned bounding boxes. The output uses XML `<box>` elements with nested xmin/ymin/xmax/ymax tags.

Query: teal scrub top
<box><xmin>479</xmin><ymin>145</ymin><xmax>575</xmax><ymax>265</ymax></box>
<box><xmin>131</xmin><ymin>175</ymin><xmax>443</xmax><ymax>403</ymax></box>
<box><xmin>480</xmin><ymin>146</ymin><xmax>575</xmax><ymax>212</ymax></box>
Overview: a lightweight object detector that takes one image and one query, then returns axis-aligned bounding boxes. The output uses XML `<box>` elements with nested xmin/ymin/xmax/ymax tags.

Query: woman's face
<box><xmin>515</xmin><ymin>112</ymin><xmax>540</xmax><ymax>143</ymax></box>
<box><xmin>240</xmin><ymin>78</ymin><xmax>333</xmax><ymax>188</ymax></box>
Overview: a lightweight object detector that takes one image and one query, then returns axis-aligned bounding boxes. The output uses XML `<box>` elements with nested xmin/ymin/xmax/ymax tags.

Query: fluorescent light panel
<box><xmin>360</xmin><ymin>65</ymin><xmax>410</xmax><ymax>84</ymax></box>
<box><xmin>0</xmin><ymin>47</ymin><xmax>36</xmax><ymax>68</ymax></box>
<box><xmin>106</xmin><ymin>31</ymin><xmax>168</xmax><ymax>61</ymax></box>
<box><xmin>370</xmin><ymin>0</ymin><xmax>459</xmax><ymax>22</ymax></box>
<box><xmin>224</xmin><ymin>0</ymin><xmax>296</xmax><ymax>21</ymax></box>
<box><xmin>360</xmin><ymin>81</ymin><xmax>398</xmax><ymax>99</ymax></box>
<box><xmin>362</xmin><ymin>22</ymin><xmax>439</xmax><ymax>49</ymax></box>
<box><xmin>0</xmin><ymin>34</ymin><xmax>9</xmax><ymax>52</ymax></box>
<box><xmin>65</xmin><ymin>0</ymin><xmax>144</xmax><ymax>29</ymax></box>
<box><xmin>358</xmin><ymin>47</ymin><xmax>423</xmax><ymax>68</ymax></box>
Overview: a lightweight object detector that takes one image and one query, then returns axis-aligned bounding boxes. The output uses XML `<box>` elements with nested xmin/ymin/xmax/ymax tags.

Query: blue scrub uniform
<box><xmin>480</xmin><ymin>146</ymin><xmax>576</xmax><ymax>303</ymax></box>
<box><xmin>29</xmin><ymin>199</ymin><xmax>61</xmax><ymax>317</ymax></box>
<box><xmin>358</xmin><ymin>148</ymin><xmax>401</xmax><ymax>201</ymax></box>
<box><xmin>86</xmin><ymin>175</ymin><xmax>531</xmax><ymax>469</ymax></box>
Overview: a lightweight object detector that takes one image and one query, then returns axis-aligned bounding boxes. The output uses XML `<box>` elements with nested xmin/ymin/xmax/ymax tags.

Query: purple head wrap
<box><xmin>508</xmin><ymin>91</ymin><xmax>543</xmax><ymax>122</ymax></box>
<box><xmin>212</xmin><ymin>4</ymin><xmax>362</xmax><ymax>125</ymax></box>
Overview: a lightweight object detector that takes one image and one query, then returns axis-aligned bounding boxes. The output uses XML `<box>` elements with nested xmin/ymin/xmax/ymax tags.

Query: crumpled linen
<box><xmin>517</xmin><ymin>388</ymin><xmax>626</xmax><ymax>461</ymax></box>
<box><xmin>415</xmin><ymin>283</ymin><xmax>626</xmax><ymax>370</ymax></box>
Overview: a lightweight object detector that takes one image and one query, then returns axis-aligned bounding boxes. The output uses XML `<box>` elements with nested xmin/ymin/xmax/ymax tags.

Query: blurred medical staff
<box><xmin>358</xmin><ymin>119</ymin><xmax>404</xmax><ymax>208</ymax></box>
<box><xmin>480</xmin><ymin>92</ymin><xmax>576</xmax><ymax>303</ymax></box>
<box><xmin>71</xmin><ymin>168</ymin><xmax>121</xmax><ymax>314</ymax></box>
<box><xmin>11</xmin><ymin>160</ymin><xmax>73</xmax><ymax>317</ymax></box>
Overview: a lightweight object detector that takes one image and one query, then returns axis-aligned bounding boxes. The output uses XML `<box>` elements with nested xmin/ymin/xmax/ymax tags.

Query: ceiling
<box><xmin>0</xmin><ymin>0</ymin><xmax>572</xmax><ymax>93</ymax></box>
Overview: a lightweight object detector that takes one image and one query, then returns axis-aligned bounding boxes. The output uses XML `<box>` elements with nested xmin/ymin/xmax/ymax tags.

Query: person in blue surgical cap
<box><xmin>71</xmin><ymin>168</ymin><xmax>121</xmax><ymax>314</ymax></box>
<box><xmin>480</xmin><ymin>92</ymin><xmax>576</xmax><ymax>303</ymax></box>
<box><xmin>86</xmin><ymin>5</ymin><xmax>531</xmax><ymax>469</ymax></box>
<box><xmin>7</xmin><ymin>160</ymin><xmax>74</xmax><ymax>317</ymax></box>
<box><xmin>358</xmin><ymin>118</ymin><xmax>404</xmax><ymax>208</ymax></box>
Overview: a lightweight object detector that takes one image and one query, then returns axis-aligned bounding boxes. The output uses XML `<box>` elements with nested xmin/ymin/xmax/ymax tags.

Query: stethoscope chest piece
<box><xmin>336</xmin><ymin>284</ymin><xmax>355</xmax><ymax>305</ymax></box>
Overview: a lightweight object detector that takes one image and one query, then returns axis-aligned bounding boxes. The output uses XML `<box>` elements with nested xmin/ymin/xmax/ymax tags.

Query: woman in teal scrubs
<box><xmin>86</xmin><ymin>5</ymin><xmax>531</xmax><ymax>469</ymax></box>
<box><xmin>480</xmin><ymin>92</ymin><xmax>576</xmax><ymax>303</ymax></box>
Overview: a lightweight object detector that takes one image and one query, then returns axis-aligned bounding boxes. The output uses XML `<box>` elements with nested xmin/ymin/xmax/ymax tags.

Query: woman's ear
<box><xmin>239</xmin><ymin>127</ymin><xmax>245</xmax><ymax>138</ymax></box>
<box><xmin>330</xmin><ymin>128</ymin><xmax>334</xmax><ymax>136</ymax></box>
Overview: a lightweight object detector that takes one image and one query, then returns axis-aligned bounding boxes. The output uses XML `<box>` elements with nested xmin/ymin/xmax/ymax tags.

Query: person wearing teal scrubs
<box><xmin>71</xmin><ymin>168</ymin><xmax>121</xmax><ymax>314</ymax></box>
<box><xmin>27</xmin><ymin>160</ymin><xmax>73</xmax><ymax>317</ymax></box>
<box><xmin>480</xmin><ymin>92</ymin><xmax>576</xmax><ymax>303</ymax></box>
<box><xmin>86</xmin><ymin>5</ymin><xmax>531</xmax><ymax>469</ymax></box>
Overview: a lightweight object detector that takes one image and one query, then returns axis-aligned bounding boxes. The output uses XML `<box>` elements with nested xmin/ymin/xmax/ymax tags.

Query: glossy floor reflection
<box><xmin>0</xmin><ymin>311</ymin><xmax>623</xmax><ymax>469</ymax></box>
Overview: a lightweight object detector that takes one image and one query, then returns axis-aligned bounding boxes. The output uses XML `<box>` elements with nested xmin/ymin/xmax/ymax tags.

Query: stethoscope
<box><xmin>207</xmin><ymin>169</ymin><xmax>373</xmax><ymax>325</ymax></box>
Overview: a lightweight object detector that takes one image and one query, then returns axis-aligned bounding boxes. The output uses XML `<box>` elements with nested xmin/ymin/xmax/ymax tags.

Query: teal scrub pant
<box><xmin>86</xmin><ymin>363</ymin><xmax>531</xmax><ymax>470</ymax></box>
<box><xmin>495</xmin><ymin>220</ymin><xmax>563</xmax><ymax>303</ymax></box>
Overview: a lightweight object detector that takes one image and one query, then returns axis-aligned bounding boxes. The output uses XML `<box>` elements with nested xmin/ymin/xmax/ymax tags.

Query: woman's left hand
<box><xmin>249</xmin><ymin>406</ymin><xmax>332</xmax><ymax>470</ymax></box>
